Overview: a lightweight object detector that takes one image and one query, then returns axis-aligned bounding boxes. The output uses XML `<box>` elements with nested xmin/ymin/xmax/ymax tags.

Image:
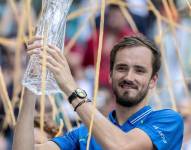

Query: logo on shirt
<box><xmin>79</xmin><ymin>138</ymin><xmax>86</xmax><ymax>142</ymax></box>
<box><xmin>153</xmin><ymin>125</ymin><xmax>167</xmax><ymax>144</ymax></box>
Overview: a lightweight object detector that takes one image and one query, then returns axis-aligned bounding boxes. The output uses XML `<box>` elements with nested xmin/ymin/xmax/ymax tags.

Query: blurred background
<box><xmin>0</xmin><ymin>0</ymin><xmax>191</xmax><ymax>149</ymax></box>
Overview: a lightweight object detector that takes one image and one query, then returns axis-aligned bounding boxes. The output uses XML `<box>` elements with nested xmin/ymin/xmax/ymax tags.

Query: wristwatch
<box><xmin>68</xmin><ymin>88</ymin><xmax>87</xmax><ymax>103</ymax></box>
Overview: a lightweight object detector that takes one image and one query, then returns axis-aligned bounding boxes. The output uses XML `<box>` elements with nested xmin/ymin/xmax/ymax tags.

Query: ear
<box><xmin>149</xmin><ymin>74</ymin><xmax>158</xmax><ymax>89</ymax></box>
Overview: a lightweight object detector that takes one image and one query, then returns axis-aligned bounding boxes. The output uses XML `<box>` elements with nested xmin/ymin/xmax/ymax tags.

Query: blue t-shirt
<box><xmin>52</xmin><ymin>106</ymin><xmax>184</xmax><ymax>150</ymax></box>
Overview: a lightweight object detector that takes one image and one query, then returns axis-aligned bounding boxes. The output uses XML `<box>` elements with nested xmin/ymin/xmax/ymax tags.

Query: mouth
<box><xmin>120</xmin><ymin>84</ymin><xmax>135</xmax><ymax>90</ymax></box>
<box><xmin>119</xmin><ymin>81</ymin><xmax>138</xmax><ymax>90</ymax></box>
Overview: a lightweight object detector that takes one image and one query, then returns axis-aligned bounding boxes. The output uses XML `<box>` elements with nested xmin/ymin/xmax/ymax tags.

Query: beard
<box><xmin>112</xmin><ymin>80</ymin><xmax>150</xmax><ymax>107</ymax></box>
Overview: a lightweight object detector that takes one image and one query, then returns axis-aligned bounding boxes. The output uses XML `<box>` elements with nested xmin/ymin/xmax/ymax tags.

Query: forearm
<box><xmin>72</xmin><ymin>99</ymin><xmax>126</xmax><ymax>150</ymax></box>
<box><xmin>13</xmin><ymin>89</ymin><xmax>36</xmax><ymax>150</ymax></box>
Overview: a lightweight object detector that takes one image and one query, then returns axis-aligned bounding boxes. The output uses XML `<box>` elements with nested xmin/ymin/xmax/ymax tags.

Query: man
<box><xmin>13</xmin><ymin>34</ymin><xmax>183</xmax><ymax>150</ymax></box>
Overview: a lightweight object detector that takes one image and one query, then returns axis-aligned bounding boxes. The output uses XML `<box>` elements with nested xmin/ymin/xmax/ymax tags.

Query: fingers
<box><xmin>26</xmin><ymin>41</ymin><xmax>68</xmax><ymax>74</ymax></box>
<box><xmin>27</xmin><ymin>42</ymin><xmax>62</xmax><ymax>57</ymax></box>
<box><xmin>27</xmin><ymin>49</ymin><xmax>41</xmax><ymax>56</ymax></box>
<box><xmin>27</xmin><ymin>45</ymin><xmax>63</xmax><ymax>62</ymax></box>
<box><xmin>26</xmin><ymin>36</ymin><xmax>43</xmax><ymax>55</ymax></box>
<box><xmin>27</xmin><ymin>36</ymin><xmax>42</xmax><ymax>45</ymax></box>
<box><xmin>47</xmin><ymin>44</ymin><xmax>65</xmax><ymax>64</ymax></box>
<box><xmin>27</xmin><ymin>43</ymin><xmax>42</xmax><ymax>52</ymax></box>
<box><xmin>26</xmin><ymin>45</ymin><xmax>44</xmax><ymax>57</ymax></box>
<box><xmin>39</xmin><ymin>54</ymin><xmax>61</xmax><ymax>74</ymax></box>
<box><xmin>39</xmin><ymin>54</ymin><xmax>60</xmax><ymax>67</ymax></box>
<box><xmin>46</xmin><ymin>61</ymin><xmax>59</xmax><ymax>74</ymax></box>
<box><xmin>48</xmin><ymin>44</ymin><xmax>60</xmax><ymax>52</ymax></box>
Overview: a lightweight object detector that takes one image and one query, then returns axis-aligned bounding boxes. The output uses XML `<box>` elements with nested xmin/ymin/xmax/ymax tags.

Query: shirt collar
<box><xmin>108</xmin><ymin>105</ymin><xmax>153</xmax><ymax>126</ymax></box>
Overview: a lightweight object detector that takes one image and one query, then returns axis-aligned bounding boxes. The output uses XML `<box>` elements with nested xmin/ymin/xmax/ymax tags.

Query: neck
<box><xmin>115</xmin><ymin>100</ymin><xmax>147</xmax><ymax>125</ymax></box>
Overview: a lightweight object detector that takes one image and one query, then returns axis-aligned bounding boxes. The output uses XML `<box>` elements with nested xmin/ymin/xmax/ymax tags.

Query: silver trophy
<box><xmin>22</xmin><ymin>0</ymin><xmax>73</xmax><ymax>95</ymax></box>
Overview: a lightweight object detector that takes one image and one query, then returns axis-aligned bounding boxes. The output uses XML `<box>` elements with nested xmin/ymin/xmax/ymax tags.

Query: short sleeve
<box><xmin>137</xmin><ymin>109</ymin><xmax>184</xmax><ymax>150</ymax></box>
<box><xmin>51</xmin><ymin>127</ymin><xmax>80</xmax><ymax>150</ymax></box>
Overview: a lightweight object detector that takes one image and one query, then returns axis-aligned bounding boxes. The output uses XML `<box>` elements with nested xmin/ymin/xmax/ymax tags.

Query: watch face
<box><xmin>76</xmin><ymin>88</ymin><xmax>87</xmax><ymax>98</ymax></box>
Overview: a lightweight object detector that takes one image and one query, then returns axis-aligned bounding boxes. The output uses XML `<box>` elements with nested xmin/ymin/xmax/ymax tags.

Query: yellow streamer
<box><xmin>162</xmin><ymin>0</ymin><xmax>190</xmax><ymax>98</ymax></box>
<box><xmin>68</xmin><ymin>7</ymin><xmax>96</xmax><ymax>21</ymax></box>
<box><xmin>7</xmin><ymin>0</ymin><xmax>19</xmax><ymax>23</ymax></box>
<box><xmin>65</xmin><ymin>13</ymin><xmax>97</xmax><ymax>54</ymax></box>
<box><xmin>155</xmin><ymin>15</ymin><xmax>177</xmax><ymax>111</ymax></box>
<box><xmin>148</xmin><ymin>1</ymin><xmax>191</xmax><ymax>34</ymax></box>
<box><xmin>119</xmin><ymin>6</ymin><xmax>138</xmax><ymax>33</ymax></box>
<box><xmin>168</xmin><ymin>0</ymin><xmax>178</xmax><ymax>20</ymax></box>
<box><xmin>0</xmin><ymin>38</ymin><xmax>16</xmax><ymax>47</ymax></box>
<box><xmin>39</xmin><ymin>26</ymin><xmax>48</xmax><ymax>143</ymax></box>
<box><xmin>55</xmin><ymin>119</ymin><xmax>64</xmax><ymax>137</ymax></box>
<box><xmin>48</xmin><ymin>95</ymin><xmax>57</xmax><ymax>121</ymax></box>
<box><xmin>107</xmin><ymin>0</ymin><xmax>128</xmax><ymax>7</ymax></box>
<box><xmin>26</xmin><ymin>0</ymin><xmax>33</xmax><ymax>39</ymax></box>
<box><xmin>18</xmin><ymin>86</ymin><xmax>25</xmax><ymax>115</ymax></box>
<box><xmin>12</xmin><ymin>0</ymin><xmax>27</xmax><ymax>109</ymax></box>
<box><xmin>0</xmin><ymin>67</ymin><xmax>16</xmax><ymax>126</ymax></box>
<box><xmin>186</xmin><ymin>0</ymin><xmax>191</xmax><ymax>10</ymax></box>
<box><xmin>86</xmin><ymin>0</ymin><xmax>105</xmax><ymax>149</ymax></box>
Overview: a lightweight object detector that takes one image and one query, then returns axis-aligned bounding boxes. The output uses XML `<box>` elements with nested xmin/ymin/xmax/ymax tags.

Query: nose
<box><xmin>124</xmin><ymin>69</ymin><xmax>134</xmax><ymax>81</ymax></box>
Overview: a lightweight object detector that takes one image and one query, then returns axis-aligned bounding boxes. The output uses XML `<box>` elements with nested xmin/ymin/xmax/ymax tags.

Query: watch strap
<box><xmin>68</xmin><ymin>92</ymin><xmax>77</xmax><ymax>103</ymax></box>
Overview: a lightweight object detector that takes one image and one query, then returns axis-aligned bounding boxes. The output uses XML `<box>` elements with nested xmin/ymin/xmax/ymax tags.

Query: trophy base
<box><xmin>22</xmin><ymin>79</ymin><xmax>62</xmax><ymax>95</ymax></box>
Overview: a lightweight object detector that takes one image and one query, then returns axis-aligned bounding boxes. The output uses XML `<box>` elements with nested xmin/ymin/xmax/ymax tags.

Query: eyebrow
<box><xmin>115</xmin><ymin>63</ymin><xmax>149</xmax><ymax>72</ymax></box>
<box><xmin>134</xmin><ymin>65</ymin><xmax>148</xmax><ymax>71</ymax></box>
<box><xmin>115</xmin><ymin>64</ymin><xmax>128</xmax><ymax>67</ymax></box>
<box><xmin>115</xmin><ymin>64</ymin><xmax>146</xmax><ymax>68</ymax></box>
<box><xmin>114</xmin><ymin>64</ymin><xmax>129</xmax><ymax>69</ymax></box>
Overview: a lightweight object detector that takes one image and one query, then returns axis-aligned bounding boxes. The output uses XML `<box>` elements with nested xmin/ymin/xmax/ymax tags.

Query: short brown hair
<box><xmin>110</xmin><ymin>34</ymin><xmax>161</xmax><ymax>77</ymax></box>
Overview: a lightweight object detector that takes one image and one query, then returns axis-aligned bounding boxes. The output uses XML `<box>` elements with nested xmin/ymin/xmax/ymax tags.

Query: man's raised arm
<box><xmin>12</xmin><ymin>89</ymin><xmax>60</xmax><ymax>150</ymax></box>
<box><xmin>13</xmin><ymin>89</ymin><xmax>36</xmax><ymax>150</ymax></box>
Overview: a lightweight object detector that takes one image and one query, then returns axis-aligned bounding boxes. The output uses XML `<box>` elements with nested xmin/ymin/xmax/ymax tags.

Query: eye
<box><xmin>135</xmin><ymin>68</ymin><xmax>146</xmax><ymax>74</ymax></box>
<box><xmin>134</xmin><ymin>65</ymin><xmax>147</xmax><ymax>74</ymax></box>
<box><xmin>116</xmin><ymin>66</ymin><xmax>128</xmax><ymax>72</ymax></box>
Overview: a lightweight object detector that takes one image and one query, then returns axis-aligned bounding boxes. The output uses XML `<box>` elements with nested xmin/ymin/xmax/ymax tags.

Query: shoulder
<box><xmin>148</xmin><ymin>109</ymin><xmax>183</xmax><ymax>124</ymax></box>
<box><xmin>143</xmin><ymin>108</ymin><xmax>184</xmax><ymax>130</ymax></box>
<box><xmin>136</xmin><ymin>109</ymin><xmax>184</xmax><ymax>150</ymax></box>
<box><xmin>150</xmin><ymin>108</ymin><xmax>183</xmax><ymax>118</ymax></box>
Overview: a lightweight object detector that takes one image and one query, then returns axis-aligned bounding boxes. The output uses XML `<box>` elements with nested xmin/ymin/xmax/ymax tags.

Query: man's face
<box><xmin>111</xmin><ymin>46</ymin><xmax>157</xmax><ymax>107</ymax></box>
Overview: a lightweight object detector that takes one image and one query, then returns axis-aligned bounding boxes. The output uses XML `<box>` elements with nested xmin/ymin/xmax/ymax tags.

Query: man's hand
<box><xmin>26</xmin><ymin>36</ymin><xmax>78</xmax><ymax>96</ymax></box>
